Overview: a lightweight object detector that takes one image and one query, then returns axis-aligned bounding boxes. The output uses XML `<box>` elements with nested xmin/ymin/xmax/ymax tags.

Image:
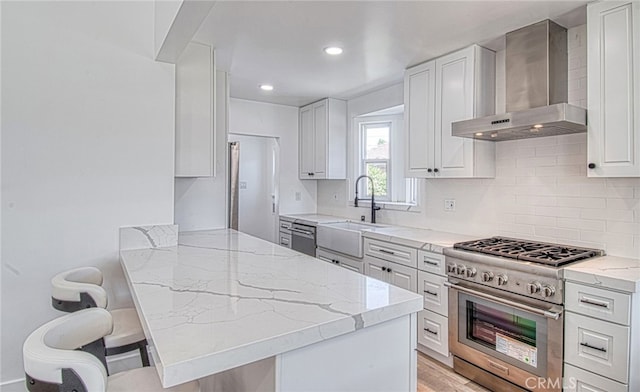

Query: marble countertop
<box><xmin>120</xmin><ymin>229</ymin><xmax>422</xmax><ymax>387</ymax></box>
<box><xmin>563</xmin><ymin>255</ymin><xmax>640</xmax><ymax>293</ymax></box>
<box><xmin>362</xmin><ymin>226</ymin><xmax>479</xmax><ymax>253</ymax></box>
<box><xmin>279</xmin><ymin>213</ymin><xmax>347</xmax><ymax>226</ymax></box>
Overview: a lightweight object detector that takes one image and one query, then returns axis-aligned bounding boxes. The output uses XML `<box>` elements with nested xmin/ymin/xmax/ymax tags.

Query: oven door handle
<box><xmin>444</xmin><ymin>281</ymin><xmax>562</xmax><ymax>320</ymax></box>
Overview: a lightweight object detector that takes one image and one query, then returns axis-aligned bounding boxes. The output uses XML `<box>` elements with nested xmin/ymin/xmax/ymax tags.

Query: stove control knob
<box><xmin>496</xmin><ymin>274</ymin><xmax>508</xmax><ymax>286</ymax></box>
<box><xmin>447</xmin><ymin>263</ymin><xmax>457</xmax><ymax>273</ymax></box>
<box><xmin>465</xmin><ymin>267</ymin><xmax>477</xmax><ymax>278</ymax></box>
<box><xmin>527</xmin><ymin>282</ymin><xmax>542</xmax><ymax>294</ymax></box>
<box><xmin>481</xmin><ymin>272</ymin><xmax>494</xmax><ymax>282</ymax></box>
<box><xmin>541</xmin><ymin>285</ymin><xmax>556</xmax><ymax>298</ymax></box>
<box><xmin>456</xmin><ymin>265</ymin><xmax>466</xmax><ymax>276</ymax></box>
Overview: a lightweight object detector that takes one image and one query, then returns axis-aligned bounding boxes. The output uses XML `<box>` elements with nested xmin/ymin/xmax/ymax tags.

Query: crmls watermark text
<box><xmin>525</xmin><ymin>377</ymin><xmax>579</xmax><ymax>389</ymax></box>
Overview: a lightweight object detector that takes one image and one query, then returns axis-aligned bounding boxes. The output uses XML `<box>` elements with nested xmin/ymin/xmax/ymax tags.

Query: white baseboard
<box><xmin>0</xmin><ymin>378</ymin><xmax>26</xmax><ymax>392</ymax></box>
<box><xmin>417</xmin><ymin>344</ymin><xmax>454</xmax><ymax>368</ymax></box>
<box><xmin>1</xmin><ymin>351</ymin><xmax>149</xmax><ymax>391</ymax></box>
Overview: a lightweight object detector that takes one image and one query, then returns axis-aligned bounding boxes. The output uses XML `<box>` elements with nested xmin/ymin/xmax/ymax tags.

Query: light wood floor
<box><xmin>417</xmin><ymin>352</ymin><xmax>490</xmax><ymax>392</ymax></box>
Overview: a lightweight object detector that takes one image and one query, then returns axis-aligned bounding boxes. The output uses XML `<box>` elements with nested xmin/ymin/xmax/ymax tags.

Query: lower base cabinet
<box><xmin>417</xmin><ymin>309</ymin><xmax>449</xmax><ymax>357</ymax></box>
<box><xmin>364</xmin><ymin>256</ymin><xmax>418</xmax><ymax>292</ymax></box>
<box><xmin>564</xmin><ymin>363</ymin><xmax>628</xmax><ymax>392</ymax></box>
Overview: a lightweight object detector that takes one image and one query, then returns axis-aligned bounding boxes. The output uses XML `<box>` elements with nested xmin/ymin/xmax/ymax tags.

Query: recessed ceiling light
<box><xmin>259</xmin><ymin>84</ymin><xmax>274</xmax><ymax>91</ymax></box>
<box><xmin>533</xmin><ymin>124</ymin><xmax>543</xmax><ymax>128</ymax></box>
<box><xmin>324</xmin><ymin>46</ymin><xmax>343</xmax><ymax>56</ymax></box>
<box><xmin>475</xmin><ymin>132</ymin><xmax>483</xmax><ymax>136</ymax></box>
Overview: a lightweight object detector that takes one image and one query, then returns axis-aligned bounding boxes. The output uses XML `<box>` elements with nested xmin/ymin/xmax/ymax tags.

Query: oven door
<box><xmin>447</xmin><ymin>280</ymin><xmax>563</xmax><ymax>391</ymax></box>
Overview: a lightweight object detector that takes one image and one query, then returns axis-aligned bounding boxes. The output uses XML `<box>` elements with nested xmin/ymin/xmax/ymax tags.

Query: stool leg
<box><xmin>139</xmin><ymin>342</ymin><xmax>150</xmax><ymax>367</ymax></box>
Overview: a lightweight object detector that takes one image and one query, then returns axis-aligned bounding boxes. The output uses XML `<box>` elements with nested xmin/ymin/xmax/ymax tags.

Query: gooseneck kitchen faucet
<box><xmin>354</xmin><ymin>175</ymin><xmax>381</xmax><ymax>223</ymax></box>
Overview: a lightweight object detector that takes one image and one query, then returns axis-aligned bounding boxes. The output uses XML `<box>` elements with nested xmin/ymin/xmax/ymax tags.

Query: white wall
<box><xmin>318</xmin><ymin>25</ymin><xmax>640</xmax><ymax>259</ymax></box>
<box><xmin>174</xmin><ymin>70</ymin><xmax>229</xmax><ymax>231</ymax></box>
<box><xmin>229</xmin><ymin>98</ymin><xmax>317</xmax><ymax>214</ymax></box>
<box><xmin>1</xmin><ymin>1</ymin><xmax>175</xmax><ymax>386</ymax></box>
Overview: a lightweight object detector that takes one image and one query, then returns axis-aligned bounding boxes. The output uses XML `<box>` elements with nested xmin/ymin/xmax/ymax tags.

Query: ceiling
<box><xmin>193</xmin><ymin>1</ymin><xmax>589</xmax><ymax>107</ymax></box>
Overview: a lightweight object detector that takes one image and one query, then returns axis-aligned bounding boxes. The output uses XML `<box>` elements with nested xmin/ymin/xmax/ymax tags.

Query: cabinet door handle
<box><xmin>424</xmin><ymin>290</ymin><xmax>438</xmax><ymax>297</ymax></box>
<box><xmin>580</xmin><ymin>342</ymin><xmax>606</xmax><ymax>353</ymax></box>
<box><xmin>433</xmin><ymin>168</ymin><xmax>439</xmax><ymax>173</ymax></box>
<box><xmin>387</xmin><ymin>268</ymin><xmax>392</xmax><ymax>273</ymax></box>
<box><xmin>379</xmin><ymin>249</ymin><xmax>395</xmax><ymax>255</ymax></box>
<box><xmin>579</xmin><ymin>298</ymin><xmax>609</xmax><ymax>308</ymax></box>
<box><xmin>424</xmin><ymin>328</ymin><xmax>438</xmax><ymax>335</ymax></box>
<box><xmin>381</xmin><ymin>266</ymin><xmax>387</xmax><ymax>272</ymax></box>
<box><xmin>423</xmin><ymin>260</ymin><xmax>439</xmax><ymax>266</ymax></box>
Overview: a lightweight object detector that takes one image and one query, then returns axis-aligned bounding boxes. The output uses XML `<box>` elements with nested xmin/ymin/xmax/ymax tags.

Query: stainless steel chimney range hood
<box><xmin>452</xmin><ymin>20</ymin><xmax>587</xmax><ymax>141</ymax></box>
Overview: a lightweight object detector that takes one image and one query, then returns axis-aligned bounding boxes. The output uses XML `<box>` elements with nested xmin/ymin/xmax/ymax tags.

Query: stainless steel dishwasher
<box><xmin>290</xmin><ymin>222</ymin><xmax>316</xmax><ymax>257</ymax></box>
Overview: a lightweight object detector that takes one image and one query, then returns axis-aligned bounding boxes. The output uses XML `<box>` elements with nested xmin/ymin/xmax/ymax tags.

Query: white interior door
<box><xmin>229</xmin><ymin>134</ymin><xmax>280</xmax><ymax>243</ymax></box>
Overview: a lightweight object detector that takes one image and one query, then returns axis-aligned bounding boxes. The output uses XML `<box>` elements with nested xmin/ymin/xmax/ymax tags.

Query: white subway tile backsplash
<box><xmin>607</xmin><ymin>198</ymin><xmax>639</xmax><ymax>210</ymax></box>
<box><xmin>516</xmin><ymin>215</ymin><xmax>557</xmax><ymax>226</ymax></box>
<box><xmin>557</xmin><ymin>218</ymin><xmax>606</xmax><ymax>232</ymax></box>
<box><xmin>516</xmin><ymin>195</ymin><xmax>556</xmax><ymax>206</ymax></box>
<box><xmin>581</xmin><ymin>208</ymin><xmax>634</xmax><ymax>222</ymax></box>
<box><xmin>608</xmin><ymin>222</ymin><xmax>640</xmax><ymax>235</ymax></box>
<box><xmin>557</xmin><ymin>196</ymin><xmax>606</xmax><ymax>209</ymax></box>
<box><xmin>534</xmin><ymin>226</ymin><xmax>580</xmax><ymax>241</ymax></box>
<box><xmin>535</xmin><ymin>206</ymin><xmax>582</xmax><ymax>219</ymax></box>
<box><xmin>517</xmin><ymin>156</ymin><xmax>557</xmax><ymax>168</ymax></box>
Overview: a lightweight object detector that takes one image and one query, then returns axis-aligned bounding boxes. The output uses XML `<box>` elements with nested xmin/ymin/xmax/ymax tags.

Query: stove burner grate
<box><xmin>453</xmin><ymin>236</ymin><xmax>603</xmax><ymax>266</ymax></box>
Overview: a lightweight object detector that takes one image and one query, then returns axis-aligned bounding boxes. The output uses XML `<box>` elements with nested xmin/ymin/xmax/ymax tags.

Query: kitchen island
<box><xmin>119</xmin><ymin>227</ymin><xmax>423</xmax><ymax>390</ymax></box>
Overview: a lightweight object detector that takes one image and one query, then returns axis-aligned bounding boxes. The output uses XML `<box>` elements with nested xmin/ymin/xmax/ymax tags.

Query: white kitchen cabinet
<box><xmin>587</xmin><ymin>1</ymin><xmax>640</xmax><ymax>177</ymax></box>
<box><xmin>418</xmin><ymin>270</ymin><xmax>448</xmax><ymax>317</ymax></box>
<box><xmin>417</xmin><ymin>309</ymin><xmax>449</xmax><ymax>358</ymax></box>
<box><xmin>175</xmin><ymin>42</ymin><xmax>215</xmax><ymax>177</ymax></box>
<box><xmin>364</xmin><ymin>238</ymin><xmax>417</xmax><ymax>268</ymax></box>
<box><xmin>364</xmin><ymin>256</ymin><xmax>418</xmax><ymax>292</ymax></box>
<box><xmin>316</xmin><ymin>248</ymin><xmax>364</xmax><ymax>274</ymax></box>
<box><xmin>564</xmin><ymin>277</ymin><xmax>639</xmax><ymax>391</ymax></box>
<box><xmin>404</xmin><ymin>45</ymin><xmax>496</xmax><ymax>178</ymax></box>
<box><xmin>415</xmin><ymin>249</ymin><xmax>451</xmax><ymax>365</ymax></box>
<box><xmin>299</xmin><ymin>98</ymin><xmax>347</xmax><ymax>179</ymax></box>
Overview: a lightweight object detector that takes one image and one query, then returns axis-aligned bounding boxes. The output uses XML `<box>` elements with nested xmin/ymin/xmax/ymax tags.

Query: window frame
<box><xmin>349</xmin><ymin>112</ymin><xmax>419</xmax><ymax>210</ymax></box>
<box><xmin>360</xmin><ymin>121</ymin><xmax>392</xmax><ymax>201</ymax></box>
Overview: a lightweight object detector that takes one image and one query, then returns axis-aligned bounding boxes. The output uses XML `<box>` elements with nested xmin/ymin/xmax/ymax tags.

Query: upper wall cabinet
<box><xmin>587</xmin><ymin>1</ymin><xmax>640</xmax><ymax>177</ymax></box>
<box><xmin>175</xmin><ymin>42</ymin><xmax>215</xmax><ymax>177</ymax></box>
<box><xmin>299</xmin><ymin>98</ymin><xmax>347</xmax><ymax>179</ymax></box>
<box><xmin>405</xmin><ymin>45</ymin><xmax>496</xmax><ymax>178</ymax></box>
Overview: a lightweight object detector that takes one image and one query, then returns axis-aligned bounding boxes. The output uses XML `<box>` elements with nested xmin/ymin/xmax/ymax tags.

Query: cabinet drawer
<box><xmin>316</xmin><ymin>248</ymin><xmax>364</xmax><ymax>274</ymax></box>
<box><xmin>417</xmin><ymin>309</ymin><xmax>449</xmax><ymax>357</ymax></box>
<box><xmin>418</xmin><ymin>270</ymin><xmax>448</xmax><ymax>317</ymax></box>
<box><xmin>279</xmin><ymin>220</ymin><xmax>293</xmax><ymax>230</ymax></box>
<box><xmin>565</xmin><ymin>282</ymin><xmax>631</xmax><ymax>325</ymax></box>
<box><xmin>364</xmin><ymin>238</ymin><xmax>417</xmax><ymax>268</ymax></box>
<box><xmin>279</xmin><ymin>232</ymin><xmax>291</xmax><ymax>248</ymax></box>
<box><xmin>564</xmin><ymin>363</ymin><xmax>628</xmax><ymax>392</ymax></box>
<box><xmin>565</xmin><ymin>312</ymin><xmax>630</xmax><ymax>384</ymax></box>
<box><xmin>417</xmin><ymin>250</ymin><xmax>445</xmax><ymax>275</ymax></box>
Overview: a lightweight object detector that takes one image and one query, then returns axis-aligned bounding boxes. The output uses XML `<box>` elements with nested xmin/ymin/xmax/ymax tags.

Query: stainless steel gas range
<box><xmin>443</xmin><ymin>237</ymin><xmax>604</xmax><ymax>392</ymax></box>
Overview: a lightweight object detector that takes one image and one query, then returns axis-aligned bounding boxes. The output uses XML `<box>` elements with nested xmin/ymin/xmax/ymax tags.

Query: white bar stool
<box><xmin>50</xmin><ymin>267</ymin><xmax>150</xmax><ymax>369</ymax></box>
<box><xmin>23</xmin><ymin>308</ymin><xmax>200</xmax><ymax>392</ymax></box>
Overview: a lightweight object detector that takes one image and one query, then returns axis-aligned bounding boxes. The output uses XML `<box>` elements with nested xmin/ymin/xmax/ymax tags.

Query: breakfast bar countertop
<box><xmin>119</xmin><ymin>228</ymin><xmax>422</xmax><ymax>387</ymax></box>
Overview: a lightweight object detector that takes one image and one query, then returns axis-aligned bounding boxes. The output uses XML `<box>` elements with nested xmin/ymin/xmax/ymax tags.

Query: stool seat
<box><xmin>108</xmin><ymin>367</ymin><xmax>199</xmax><ymax>392</ymax></box>
<box><xmin>50</xmin><ymin>267</ymin><xmax>150</xmax><ymax>368</ymax></box>
<box><xmin>104</xmin><ymin>308</ymin><xmax>146</xmax><ymax>349</ymax></box>
<box><xmin>23</xmin><ymin>308</ymin><xmax>200</xmax><ymax>392</ymax></box>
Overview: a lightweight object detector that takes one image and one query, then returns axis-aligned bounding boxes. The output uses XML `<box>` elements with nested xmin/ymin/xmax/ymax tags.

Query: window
<box><xmin>353</xmin><ymin>106</ymin><xmax>417</xmax><ymax>206</ymax></box>
<box><xmin>361</xmin><ymin>123</ymin><xmax>390</xmax><ymax>199</ymax></box>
